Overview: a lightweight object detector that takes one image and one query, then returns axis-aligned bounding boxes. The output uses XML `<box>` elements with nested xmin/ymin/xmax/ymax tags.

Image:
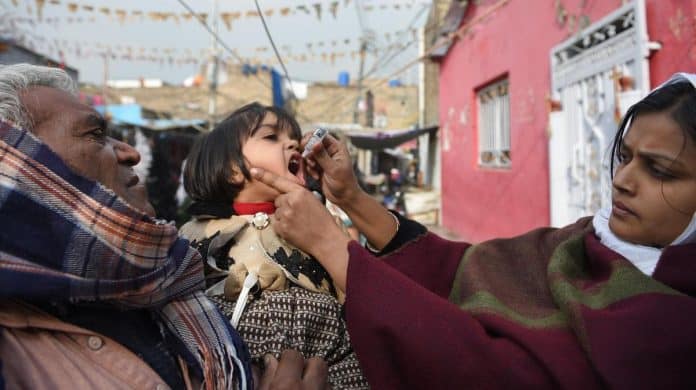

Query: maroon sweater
<box><xmin>344</xmin><ymin>216</ymin><xmax>696</xmax><ymax>389</ymax></box>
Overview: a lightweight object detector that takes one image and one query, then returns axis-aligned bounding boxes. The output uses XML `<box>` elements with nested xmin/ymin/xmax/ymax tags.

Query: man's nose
<box><xmin>112</xmin><ymin>138</ymin><xmax>141</xmax><ymax>166</ymax></box>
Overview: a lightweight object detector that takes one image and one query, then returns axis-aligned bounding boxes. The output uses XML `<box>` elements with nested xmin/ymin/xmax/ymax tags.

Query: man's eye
<box><xmin>90</xmin><ymin>128</ymin><xmax>106</xmax><ymax>139</ymax></box>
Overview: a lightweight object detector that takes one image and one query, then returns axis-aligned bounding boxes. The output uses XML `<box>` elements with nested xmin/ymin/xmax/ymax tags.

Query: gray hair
<box><xmin>0</xmin><ymin>63</ymin><xmax>77</xmax><ymax>130</ymax></box>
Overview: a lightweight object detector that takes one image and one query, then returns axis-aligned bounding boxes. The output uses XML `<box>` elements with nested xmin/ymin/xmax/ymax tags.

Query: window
<box><xmin>477</xmin><ymin>79</ymin><xmax>510</xmax><ymax>168</ymax></box>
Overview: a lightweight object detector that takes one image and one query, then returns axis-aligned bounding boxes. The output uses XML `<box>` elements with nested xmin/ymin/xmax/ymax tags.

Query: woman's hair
<box><xmin>610</xmin><ymin>78</ymin><xmax>696</xmax><ymax>176</ymax></box>
<box><xmin>184</xmin><ymin>102</ymin><xmax>302</xmax><ymax>203</ymax></box>
<box><xmin>0</xmin><ymin>64</ymin><xmax>77</xmax><ymax>130</ymax></box>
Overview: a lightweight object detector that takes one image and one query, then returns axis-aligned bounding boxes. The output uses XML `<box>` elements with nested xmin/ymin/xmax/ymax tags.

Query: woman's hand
<box><xmin>254</xmin><ymin>350</ymin><xmax>330</xmax><ymax>390</ymax></box>
<box><xmin>302</xmin><ymin>133</ymin><xmax>361</xmax><ymax>208</ymax></box>
<box><xmin>302</xmin><ymin>134</ymin><xmax>399</xmax><ymax>251</ymax></box>
<box><xmin>251</xmin><ymin>167</ymin><xmax>351</xmax><ymax>290</ymax></box>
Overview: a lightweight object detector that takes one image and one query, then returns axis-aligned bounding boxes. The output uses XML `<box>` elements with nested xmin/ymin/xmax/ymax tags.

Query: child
<box><xmin>179</xmin><ymin>102</ymin><xmax>367</xmax><ymax>390</ymax></box>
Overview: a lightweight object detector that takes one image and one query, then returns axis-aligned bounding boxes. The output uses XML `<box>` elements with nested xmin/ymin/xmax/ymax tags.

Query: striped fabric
<box><xmin>0</xmin><ymin>119</ymin><xmax>251</xmax><ymax>389</ymax></box>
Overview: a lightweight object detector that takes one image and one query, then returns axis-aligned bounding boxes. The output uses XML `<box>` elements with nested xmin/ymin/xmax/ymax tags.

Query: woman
<box><xmin>250</xmin><ymin>73</ymin><xmax>696</xmax><ymax>389</ymax></box>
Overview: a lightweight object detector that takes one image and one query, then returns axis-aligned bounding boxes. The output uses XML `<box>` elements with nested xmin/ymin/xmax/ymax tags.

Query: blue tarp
<box><xmin>270</xmin><ymin>68</ymin><xmax>285</xmax><ymax>108</ymax></box>
<box><xmin>94</xmin><ymin>104</ymin><xmax>205</xmax><ymax>131</ymax></box>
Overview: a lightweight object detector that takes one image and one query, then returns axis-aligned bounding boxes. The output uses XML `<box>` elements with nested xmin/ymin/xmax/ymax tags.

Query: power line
<box><xmin>175</xmin><ymin>0</ymin><xmax>272</xmax><ymax>91</ymax></box>
<box><xmin>307</xmin><ymin>4</ymin><xmax>432</xmax><ymax>122</ymax></box>
<box><xmin>253</xmin><ymin>0</ymin><xmax>296</xmax><ymax>98</ymax></box>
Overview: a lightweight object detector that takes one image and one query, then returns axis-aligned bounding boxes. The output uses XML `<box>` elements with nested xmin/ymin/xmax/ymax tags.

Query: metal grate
<box><xmin>477</xmin><ymin>79</ymin><xmax>510</xmax><ymax>167</ymax></box>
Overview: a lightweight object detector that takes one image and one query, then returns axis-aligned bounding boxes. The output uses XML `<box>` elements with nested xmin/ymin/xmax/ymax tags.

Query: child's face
<box><xmin>610</xmin><ymin>111</ymin><xmax>696</xmax><ymax>247</ymax></box>
<box><xmin>234</xmin><ymin>112</ymin><xmax>305</xmax><ymax>203</ymax></box>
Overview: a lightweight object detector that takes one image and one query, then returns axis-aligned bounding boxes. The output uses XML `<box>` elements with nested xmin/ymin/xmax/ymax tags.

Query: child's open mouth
<box><xmin>288</xmin><ymin>153</ymin><xmax>305</xmax><ymax>186</ymax></box>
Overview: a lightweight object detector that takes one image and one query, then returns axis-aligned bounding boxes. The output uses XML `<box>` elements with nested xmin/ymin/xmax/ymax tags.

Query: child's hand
<box><xmin>302</xmin><ymin>133</ymin><xmax>361</xmax><ymax>208</ymax></box>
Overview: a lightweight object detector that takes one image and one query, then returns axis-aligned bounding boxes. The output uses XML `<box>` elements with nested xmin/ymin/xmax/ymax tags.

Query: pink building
<box><xmin>434</xmin><ymin>0</ymin><xmax>696</xmax><ymax>242</ymax></box>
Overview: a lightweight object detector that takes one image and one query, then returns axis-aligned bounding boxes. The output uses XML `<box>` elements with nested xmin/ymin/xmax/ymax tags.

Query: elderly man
<box><xmin>0</xmin><ymin>64</ymin><xmax>326</xmax><ymax>389</ymax></box>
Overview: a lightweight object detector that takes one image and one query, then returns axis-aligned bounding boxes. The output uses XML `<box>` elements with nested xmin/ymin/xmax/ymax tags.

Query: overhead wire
<box><xmin>253</xmin><ymin>0</ymin><xmax>296</xmax><ymax>98</ymax></box>
<box><xmin>175</xmin><ymin>0</ymin><xmax>273</xmax><ymax>91</ymax></box>
<box><xmin>307</xmin><ymin>3</ymin><xmax>433</xmax><ymax>123</ymax></box>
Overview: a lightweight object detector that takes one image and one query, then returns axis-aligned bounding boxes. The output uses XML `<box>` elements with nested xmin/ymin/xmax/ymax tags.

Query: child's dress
<box><xmin>180</xmin><ymin>203</ymin><xmax>368</xmax><ymax>390</ymax></box>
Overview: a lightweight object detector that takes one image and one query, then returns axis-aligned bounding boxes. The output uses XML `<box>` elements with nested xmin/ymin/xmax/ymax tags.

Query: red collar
<box><xmin>233</xmin><ymin>202</ymin><xmax>276</xmax><ymax>215</ymax></box>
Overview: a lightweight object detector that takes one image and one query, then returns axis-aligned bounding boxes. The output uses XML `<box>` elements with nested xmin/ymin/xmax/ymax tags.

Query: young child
<box><xmin>179</xmin><ymin>102</ymin><xmax>367</xmax><ymax>390</ymax></box>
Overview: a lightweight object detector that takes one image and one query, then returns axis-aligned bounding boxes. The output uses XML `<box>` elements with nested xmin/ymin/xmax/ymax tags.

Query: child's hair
<box><xmin>184</xmin><ymin>102</ymin><xmax>302</xmax><ymax>204</ymax></box>
<box><xmin>610</xmin><ymin>78</ymin><xmax>696</xmax><ymax>177</ymax></box>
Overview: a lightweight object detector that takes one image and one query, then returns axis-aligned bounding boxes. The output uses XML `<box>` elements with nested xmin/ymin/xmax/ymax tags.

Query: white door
<box><xmin>548</xmin><ymin>0</ymin><xmax>652</xmax><ymax>227</ymax></box>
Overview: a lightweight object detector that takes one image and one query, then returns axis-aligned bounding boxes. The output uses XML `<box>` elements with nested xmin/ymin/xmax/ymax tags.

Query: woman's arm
<box><xmin>343</xmin><ymin>243</ymin><xmax>600</xmax><ymax>389</ymax></box>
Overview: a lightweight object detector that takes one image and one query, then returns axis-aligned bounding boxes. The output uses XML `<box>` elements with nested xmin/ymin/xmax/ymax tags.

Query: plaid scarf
<box><xmin>0</xmin><ymin>119</ymin><xmax>251</xmax><ymax>389</ymax></box>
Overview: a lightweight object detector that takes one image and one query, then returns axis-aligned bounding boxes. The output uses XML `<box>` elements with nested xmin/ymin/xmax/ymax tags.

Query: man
<box><xmin>0</xmin><ymin>64</ymin><xmax>327</xmax><ymax>389</ymax></box>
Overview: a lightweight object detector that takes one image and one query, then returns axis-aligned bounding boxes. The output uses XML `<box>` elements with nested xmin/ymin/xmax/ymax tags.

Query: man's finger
<box><xmin>257</xmin><ymin>354</ymin><xmax>278</xmax><ymax>390</ymax></box>
<box><xmin>302</xmin><ymin>356</ymin><xmax>329</xmax><ymax>386</ymax></box>
<box><xmin>273</xmin><ymin>349</ymin><xmax>305</xmax><ymax>383</ymax></box>
<box><xmin>250</xmin><ymin>167</ymin><xmax>304</xmax><ymax>193</ymax></box>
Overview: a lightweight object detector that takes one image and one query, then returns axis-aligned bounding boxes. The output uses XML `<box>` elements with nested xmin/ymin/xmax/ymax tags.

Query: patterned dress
<box><xmin>180</xmin><ymin>213</ymin><xmax>369</xmax><ymax>390</ymax></box>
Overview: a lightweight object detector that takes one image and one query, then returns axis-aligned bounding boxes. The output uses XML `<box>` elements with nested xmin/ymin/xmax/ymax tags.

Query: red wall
<box><xmin>438</xmin><ymin>0</ymin><xmax>696</xmax><ymax>243</ymax></box>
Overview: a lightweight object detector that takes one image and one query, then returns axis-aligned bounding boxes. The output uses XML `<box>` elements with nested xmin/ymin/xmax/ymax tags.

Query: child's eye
<box><xmin>263</xmin><ymin>134</ymin><xmax>278</xmax><ymax>141</ymax></box>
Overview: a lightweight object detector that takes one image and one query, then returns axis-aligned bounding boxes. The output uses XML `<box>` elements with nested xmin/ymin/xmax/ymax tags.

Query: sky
<box><xmin>1</xmin><ymin>0</ymin><xmax>431</xmax><ymax>86</ymax></box>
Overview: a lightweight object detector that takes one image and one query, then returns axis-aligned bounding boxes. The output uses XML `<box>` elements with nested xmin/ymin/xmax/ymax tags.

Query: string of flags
<box><xmin>15</xmin><ymin>32</ymin><xmax>412</xmax><ymax>67</ymax></box>
<box><xmin>9</xmin><ymin>0</ymin><xmax>429</xmax><ymax>27</ymax></box>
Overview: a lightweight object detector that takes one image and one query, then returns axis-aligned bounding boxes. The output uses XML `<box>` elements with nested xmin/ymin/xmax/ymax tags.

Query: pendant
<box><xmin>252</xmin><ymin>212</ymin><xmax>270</xmax><ymax>230</ymax></box>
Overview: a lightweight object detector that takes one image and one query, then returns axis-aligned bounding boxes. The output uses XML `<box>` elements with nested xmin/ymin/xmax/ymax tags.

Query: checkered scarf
<box><xmin>0</xmin><ymin>119</ymin><xmax>251</xmax><ymax>389</ymax></box>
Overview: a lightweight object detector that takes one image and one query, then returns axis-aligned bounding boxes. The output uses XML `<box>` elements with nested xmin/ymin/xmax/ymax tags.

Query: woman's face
<box><xmin>610</xmin><ymin>111</ymin><xmax>696</xmax><ymax>247</ymax></box>
<box><xmin>234</xmin><ymin>112</ymin><xmax>305</xmax><ymax>203</ymax></box>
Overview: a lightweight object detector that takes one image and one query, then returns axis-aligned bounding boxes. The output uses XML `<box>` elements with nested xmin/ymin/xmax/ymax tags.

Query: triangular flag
<box><xmin>329</xmin><ymin>1</ymin><xmax>338</xmax><ymax>19</ymax></box>
<box><xmin>221</xmin><ymin>12</ymin><xmax>234</xmax><ymax>30</ymax></box>
<box><xmin>35</xmin><ymin>0</ymin><xmax>46</xmax><ymax>20</ymax></box>
<box><xmin>115</xmin><ymin>9</ymin><xmax>127</xmax><ymax>24</ymax></box>
<box><xmin>313</xmin><ymin>3</ymin><xmax>321</xmax><ymax>20</ymax></box>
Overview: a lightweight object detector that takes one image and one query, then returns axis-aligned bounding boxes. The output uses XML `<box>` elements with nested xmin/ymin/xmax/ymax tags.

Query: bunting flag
<box><xmin>329</xmin><ymin>1</ymin><xmax>339</xmax><ymax>19</ymax></box>
<box><xmin>12</xmin><ymin>0</ymin><xmax>431</xmax><ymax>25</ymax></box>
<box><xmin>35</xmin><ymin>0</ymin><xmax>45</xmax><ymax>19</ymax></box>
<box><xmin>313</xmin><ymin>3</ymin><xmax>322</xmax><ymax>20</ymax></box>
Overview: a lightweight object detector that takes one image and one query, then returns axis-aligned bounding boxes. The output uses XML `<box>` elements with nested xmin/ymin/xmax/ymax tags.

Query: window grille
<box><xmin>477</xmin><ymin>79</ymin><xmax>510</xmax><ymax>167</ymax></box>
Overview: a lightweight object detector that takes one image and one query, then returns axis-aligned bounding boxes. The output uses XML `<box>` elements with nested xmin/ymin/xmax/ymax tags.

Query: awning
<box><xmin>94</xmin><ymin>104</ymin><xmax>206</xmax><ymax>131</ymax></box>
<box><xmin>346</xmin><ymin>126</ymin><xmax>438</xmax><ymax>150</ymax></box>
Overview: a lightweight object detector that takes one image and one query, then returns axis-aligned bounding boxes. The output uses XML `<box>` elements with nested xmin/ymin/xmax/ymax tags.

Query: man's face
<box><xmin>19</xmin><ymin>86</ymin><xmax>156</xmax><ymax>217</ymax></box>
